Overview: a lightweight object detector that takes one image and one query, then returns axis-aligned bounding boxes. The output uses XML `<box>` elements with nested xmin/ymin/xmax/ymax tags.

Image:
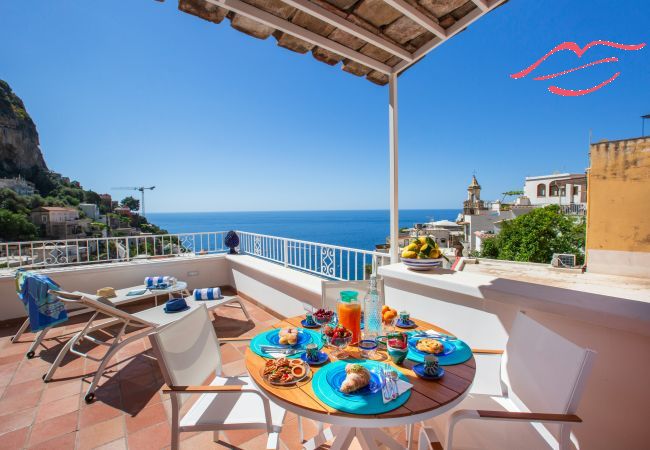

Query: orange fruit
<box><xmin>382</xmin><ymin>305</ymin><xmax>390</xmax><ymax>313</ymax></box>
<box><xmin>387</xmin><ymin>310</ymin><xmax>397</xmax><ymax>319</ymax></box>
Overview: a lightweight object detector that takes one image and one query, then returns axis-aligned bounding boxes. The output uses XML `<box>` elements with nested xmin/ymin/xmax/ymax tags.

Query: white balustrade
<box><xmin>1</xmin><ymin>231</ymin><xmax>390</xmax><ymax>281</ymax></box>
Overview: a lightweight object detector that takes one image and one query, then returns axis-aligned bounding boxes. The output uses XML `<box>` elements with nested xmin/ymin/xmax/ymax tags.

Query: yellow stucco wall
<box><xmin>587</xmin><ymin>137</ymin><xmax>650</xmax><ymax>253</ymax></box>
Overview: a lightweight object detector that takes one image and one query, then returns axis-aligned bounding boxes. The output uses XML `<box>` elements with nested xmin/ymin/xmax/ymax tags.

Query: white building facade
<box><xmin>523</xmin><ymin>173</ymin><xmax>587</xmax><ymax>213</ymax></box>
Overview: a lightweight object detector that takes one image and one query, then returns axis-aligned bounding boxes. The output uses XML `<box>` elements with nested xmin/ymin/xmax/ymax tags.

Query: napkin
<box><xmin>383</xmin><ymin>378</ymin><xmax>413</xmax><ymax>404</ymax></box>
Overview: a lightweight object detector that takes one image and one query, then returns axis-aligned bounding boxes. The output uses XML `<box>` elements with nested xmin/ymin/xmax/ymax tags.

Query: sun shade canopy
<box><xmin>174</xmin><ymin>0</ymin><xmax>507</xmax><ymax>85</ymax></box>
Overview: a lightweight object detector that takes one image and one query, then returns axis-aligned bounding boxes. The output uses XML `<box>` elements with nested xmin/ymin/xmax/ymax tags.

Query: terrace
<box><xmin>0</xmin><ymin>232</ymin><xmax>649</xmax><ymax>449</ymax></box>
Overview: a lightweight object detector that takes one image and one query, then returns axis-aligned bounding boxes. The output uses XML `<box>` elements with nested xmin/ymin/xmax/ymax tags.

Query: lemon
<box><xmin>402</xmin><ymin>250</ymin><xmax>417</xmax><ymax>259</ymax></box>
<box><xmin>405</xmin><ymin>243</ymin><xmax>418</xmax><ymax>252</ymax></box>
<box><xmin>418</xmin><ymin>237</ymin><xmax>427</xmax><ymax>245</ymax></box>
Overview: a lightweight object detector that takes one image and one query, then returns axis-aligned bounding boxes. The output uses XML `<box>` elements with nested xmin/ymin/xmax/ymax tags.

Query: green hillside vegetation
<box><xmin>480</xmin><ymin>205</ymin><xmax>586</xmax><ymax>264</ymax></box>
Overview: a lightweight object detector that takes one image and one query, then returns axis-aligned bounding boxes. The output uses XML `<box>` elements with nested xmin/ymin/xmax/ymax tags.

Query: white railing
<box><xmin>237</xmin><ymin>231</ymin><xmax>390</xmax><ymax>280</ymax></box>
<box><xmin>0</xmin><ymin>231</ymin><xmax>229</xmax><ymax>269</ymax></box>
<box><xmin>0</xmin><ymin>231</ymin><xmax>390</xmax><ymax>281</ymax></box>
<box><xmin>560</xmin><ymin>204</ymin><xmax>587</xmax><ymax>215</ymax></box>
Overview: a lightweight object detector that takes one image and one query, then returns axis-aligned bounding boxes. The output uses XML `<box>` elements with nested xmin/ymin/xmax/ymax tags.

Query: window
<box><xmin>549</xmin><ymin>185</ymin><xmax>559</xmax><ymax>197</ymax></box>
<box><xmin>41</xmin><ymin>216</ymin><xmax>47</xmax><ymax>224</ymax></box>
<box><xmin>559</xmin><ymin>186</ymin><xmax>566</xmax><ymax>196</ymax></box>
<box><xmin>537</xmin><ymin>184</ymin><xmax>546</xmax><ymax>197</ymax></box>
<box><xmin>573</xmin><ymin>186</ymin><xmax>579</xmax><ymax>195</ymax></box>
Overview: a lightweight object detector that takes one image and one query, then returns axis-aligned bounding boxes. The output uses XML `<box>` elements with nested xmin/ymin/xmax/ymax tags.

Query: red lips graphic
<box><xmin>511</xmin><ymin>41</ymin><xmax>646</xmax><ymax>96</ymax></box>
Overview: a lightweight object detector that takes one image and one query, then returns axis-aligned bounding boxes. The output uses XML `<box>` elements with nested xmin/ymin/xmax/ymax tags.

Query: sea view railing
<box><xmin>0</xmin><ymin>231</ymin><xmax>389</xmax><ymax>281</ymax></box>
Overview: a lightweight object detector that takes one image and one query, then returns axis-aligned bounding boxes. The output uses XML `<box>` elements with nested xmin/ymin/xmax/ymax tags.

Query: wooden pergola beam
<box><xmin>393</xmin><ymin>0</ymin><xmax>507</xmax><ymax>73</ymax></box>
<box><xmin>381</xmin><ymin>0</ymin><xmax>447</xmax><ymax>40</ymax></box>
<box><xmin>281</xmin><ymin>0</ymin><xmax>414</xmax><ymax>62</ymax></box>
<box><xmin>208</xmin><ymin>0</ymin><xmax>393</xmax><ymax>74</ymax></box>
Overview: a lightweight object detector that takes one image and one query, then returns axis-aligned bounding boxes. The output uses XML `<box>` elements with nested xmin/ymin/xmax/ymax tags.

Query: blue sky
<box><xmin>1</xmin><ymin>0</ymin><xmax>648</xmax><ymax>212</ymax></box>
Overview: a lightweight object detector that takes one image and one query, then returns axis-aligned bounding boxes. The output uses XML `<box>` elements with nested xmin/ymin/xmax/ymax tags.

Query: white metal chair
<box><xmin>43</xmin><ymin>289</ymin><xmax>250</xmax><ymax>403</ymax></box>
<box><xmin>418</xmin><ymin>311</ymin><xmax>596</xmax><ymax>450</ymax></box>
<box><xmin>149</xmin><ymin>306</ymin><xmax>286</xmax><ymax>450</ymax></box>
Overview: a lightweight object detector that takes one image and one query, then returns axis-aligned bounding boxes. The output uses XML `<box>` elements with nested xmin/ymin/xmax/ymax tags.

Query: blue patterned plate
<box><xmin>396</xmin><ymin>318</ymin><xmax>417</xmax><ymax>329</ymax></box>
<box><xmin>413</xmin><ymin>363</ymin><xmax>445</xmax><ymax>380</ymax></box>
<box><xmin>312</xmin><ymin>360</ymin><xmax>411</xmax><ymax>414</ymax></box>
<box><xmin>407</xmin><ymin>336</ymin><xmax>455</xmax><ymax>357</ymax></box>
<box><xmin>326</xmin><ymin>365</ymin><xmax>382</xmax><ymax>396</ymax></box>
<box><xmin>250</xmin><ymin>328</ymin><xmax>323</xmax><ymax>359</ymax></box>
<box><xmin>300</xmin><ymin>319</ymin><xmax>321</xmax><ymax>329</ymax></box>
<box><xmin>301</xmin><ymin>351</ymin><xmax>329</xmax><ymax>366</ymax></box>
<box><xmin>407</xmin><ymin>337</ymin><xmax>473</xmax><ymax>365</ymax></box>
<box><xmin>266</xmin><ymin>329</ymin><xmax>312</xmax><ymax>347</ymax></box>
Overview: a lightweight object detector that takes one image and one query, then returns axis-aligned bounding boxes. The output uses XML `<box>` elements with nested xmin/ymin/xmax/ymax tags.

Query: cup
<box><xmin>387</xmin><ymin>342</ymin><xmax>408</xmax><ymax>365</ymax></box>
<box><xmin>305</xmin><ymin>343</ymin><xmax>319</xmax><ymax>362</ymax></box>
<box><xmin>399</xmin><ymin>311</ymin><xmax>410</xmax><ymax>323</ymax></box>
<box><xmin>359</xmin><ymin>339</ymin><xmax>378</xmax><ymax>359</ymax></box>
<box><xmin>305</xmin><ymin>312</ymin><xmax>316</xmax><ymax>326</ymax></box>
<box><xmin>424</xmin><ymin>354</ymin><xmax>440</xmax><ymax>376</ymax></box>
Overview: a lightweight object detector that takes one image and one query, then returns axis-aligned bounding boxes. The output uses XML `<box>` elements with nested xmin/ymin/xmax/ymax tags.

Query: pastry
<box><xmin>278</xmin><ymin>328</ymin><xmax>298</xmax><ymax>345</ymax></box>
<box><xmin>339</xmin><ymin>363</ymin><xmax>371</xmax><ymax>394</ymax></box>
<box><xmin>416</xmin><ymin>338</ymin><xmax>444</xmax><ymax>354</ymax></box>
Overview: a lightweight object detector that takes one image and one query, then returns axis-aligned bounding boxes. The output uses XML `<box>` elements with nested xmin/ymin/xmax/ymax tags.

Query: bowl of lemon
<box><xmin>400</xmin><ymin>237</ymin><xmax>446</xmax><ymax>271</ymax></box>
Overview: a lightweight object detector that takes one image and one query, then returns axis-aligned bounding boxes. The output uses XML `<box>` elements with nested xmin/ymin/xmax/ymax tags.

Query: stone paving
<box><xmin>0</xmin><ymin>297</ymin><xmax>418</xmax><ymax>449</ymax></box>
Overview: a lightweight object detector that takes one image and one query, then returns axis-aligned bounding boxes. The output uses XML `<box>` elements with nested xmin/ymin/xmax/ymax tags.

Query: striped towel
<box><xmin>194</xmin><ymin>287</ymin><xmax>222</xmax><ymax>300</ymax></box>
<box><xmin>144</xmin><ymin>276</ymin><xmax>177</xmax><ymax>288</ymax></box>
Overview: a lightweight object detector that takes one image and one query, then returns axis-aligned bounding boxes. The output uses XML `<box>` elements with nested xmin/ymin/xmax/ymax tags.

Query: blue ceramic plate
<box><xmin>407</xmin><ymin>336</ymin><xmax>455</xmax><ymax>357</ymax></box>
<box><xmin>311</xmin><ymin>360</ymin><xmax>411</xmax><ymax>414</ymax></box>
<box><xmin>266</xmin><ymin>329</ymin><xmax>312</xmax><ymax>347</ymax></box>
<box><xmin>396</xmin><ymin>318</ymin><xmax>417</xmax><ymax>329</ymax></box>
<box><xmin>300</xmin><ymin>319</ymin><xmax>321</xmax><ymax>329</ymax></box>
<box><xmin>300</xmin><ymin>351</ymin><xmax>329</xmax><ymax>366</ymax></box>
<box><xmin>250</xmin><ymin>329</ymin><xmax>323</xmax><ymax>359</ymax></box>
<box><xmin>413</xmin><ymin>363</ymin><xmax>445</xmax><ymax>380</ymax></box>
<box><xmin>325</xmin><ymin>365</ymin><xmax>382</xmax><ymax>396</ymax></box>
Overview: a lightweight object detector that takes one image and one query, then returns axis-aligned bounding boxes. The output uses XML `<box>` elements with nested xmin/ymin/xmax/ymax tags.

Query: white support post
<box><xmin>388</xmin><ymin>73</ymin><xmax>400</xmax><ymax>264</ymax></box>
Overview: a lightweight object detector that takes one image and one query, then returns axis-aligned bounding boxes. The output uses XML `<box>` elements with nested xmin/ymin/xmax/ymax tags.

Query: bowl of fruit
<box><xmin>382</xmin><ymin>305</ymin><xmax>398</xmax><ymax>331</ymax></box>
<box><xmin>400</xmin><ymin>237</ymin><xmax>447</xmax><ymax>271</ymax></box>
<box><xmin>324</xmin><ymin>324</ymin><xmax>353</xmax><ymax>358</ymax></box>
<box><xmin>314</xmin><ymin>308</ymin><xmax>336</xmax><ymax>326</ymax></box>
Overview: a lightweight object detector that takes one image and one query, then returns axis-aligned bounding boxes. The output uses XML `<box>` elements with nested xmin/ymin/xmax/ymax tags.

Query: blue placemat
<box><xmin>250</xmin><ymin>328</ymin><xmax>323</xmax><ymax>359</ymax></box>
<box><xmin>406</xmin><ymin>336</ymin><xmax>473</xmax><ymax>365</ymax></box>
<box><xmin>312</xmin><ymin>360</ymin><xmax>411</xmax><ymax>414</ymax></box>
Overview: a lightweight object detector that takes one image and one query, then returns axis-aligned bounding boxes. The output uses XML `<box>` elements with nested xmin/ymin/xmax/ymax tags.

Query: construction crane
<box><xmin>111</xmin><ymin>186</ymin><xmax>155</xmax><ymax>218</ymax></box>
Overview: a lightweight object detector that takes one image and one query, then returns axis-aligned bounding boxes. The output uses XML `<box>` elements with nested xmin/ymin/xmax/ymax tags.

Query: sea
<box><xmin>147</xmin><ymin>209</ymin><xmax>461</xmax><ymax>252</ymax></box>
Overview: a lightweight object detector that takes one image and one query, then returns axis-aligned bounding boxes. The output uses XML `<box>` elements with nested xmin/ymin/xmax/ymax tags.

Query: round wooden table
<box><xmin>245</xmin><ymin>315</ymin><xmax>475</xmax><ymax>450</ymax></box>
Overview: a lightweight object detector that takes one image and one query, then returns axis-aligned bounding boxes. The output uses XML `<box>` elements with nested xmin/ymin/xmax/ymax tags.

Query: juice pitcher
<box><xmin>337</xmin><ymin>290</ymin><xmax>361</xmax><ymax>344</ymax></box>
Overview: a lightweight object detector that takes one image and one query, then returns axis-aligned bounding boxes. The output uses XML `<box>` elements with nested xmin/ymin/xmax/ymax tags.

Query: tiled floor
<box><xmin>0</xmin><ymin>297</ymin><xmax>418</xmax><ymax>450</ymax></box>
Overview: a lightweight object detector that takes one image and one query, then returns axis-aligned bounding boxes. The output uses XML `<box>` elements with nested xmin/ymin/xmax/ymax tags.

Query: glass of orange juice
<box><xmin>337</xmin><ymin>290</ymin><xmax>361</xmax><ymax>344</ymax></box>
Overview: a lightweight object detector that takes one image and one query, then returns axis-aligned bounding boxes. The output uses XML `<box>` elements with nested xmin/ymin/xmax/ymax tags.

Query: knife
<box><xmin>260</xmin><ymin>346</ymin><xmax>304</xmax><ymax>355</ymax></box>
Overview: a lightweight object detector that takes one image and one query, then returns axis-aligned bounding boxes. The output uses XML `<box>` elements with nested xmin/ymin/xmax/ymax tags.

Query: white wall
<box><xmin>379</xmin><ymin>266</ymin><xmax>650</xmax><ymax>450</ymax></box>
<box><xmin>1</xmin><ymin>255</ymin><xmax>232</xmax><ymax>321</ymax></box>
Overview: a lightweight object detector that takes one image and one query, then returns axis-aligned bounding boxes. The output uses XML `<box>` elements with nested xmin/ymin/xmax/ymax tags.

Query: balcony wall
<box><xmin>1</xmin><ymin>255</ymin><xmax>648</xmax><ymax>449</ymax></box>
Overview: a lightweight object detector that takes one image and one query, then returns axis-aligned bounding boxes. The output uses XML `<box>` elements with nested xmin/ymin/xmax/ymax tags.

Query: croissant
<box><xmin>339</xmin><ymin>364</ymin><xmax>370</xmax><ymax>393</ymax></box>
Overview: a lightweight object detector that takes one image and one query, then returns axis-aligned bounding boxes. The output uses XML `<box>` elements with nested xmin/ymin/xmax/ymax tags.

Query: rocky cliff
<box><xmin>0</xmin><ymin>80</ymin><xmax>48</xmax><ymax>181</ymax></box>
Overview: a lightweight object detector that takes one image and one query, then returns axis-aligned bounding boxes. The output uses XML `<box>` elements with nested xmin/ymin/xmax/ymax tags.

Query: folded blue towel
<box><xmin>194</xmin><ymin>287</ymin><xmax>222</xmax><ymax>300</ymax></box>
<box><xmin>144</xmin><ymin>276</ymin><xmax>176</xmax><ymax>288</ymax></box>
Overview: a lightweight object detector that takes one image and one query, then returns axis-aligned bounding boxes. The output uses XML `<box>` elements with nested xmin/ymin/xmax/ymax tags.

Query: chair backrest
<box><xmin>504</xmin><ymin>311</ymin><xmax>596</xmax><ymax>417</ymax></box>
<box><xmin>148</xmin><ymin>306</ymin><xmax>221</xmax><ymax>407</ymax></box>
<box><xmin>320</xmin><ymin>278</ymin><xmax>384</xmax><ymax>311</ymax></box>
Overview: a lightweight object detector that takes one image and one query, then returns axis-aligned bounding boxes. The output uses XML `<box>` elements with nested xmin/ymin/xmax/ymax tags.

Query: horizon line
<box><xmin>145</xmin><ymin>208</ymin><xmax>463</xmax><ymax>214</ymax></box>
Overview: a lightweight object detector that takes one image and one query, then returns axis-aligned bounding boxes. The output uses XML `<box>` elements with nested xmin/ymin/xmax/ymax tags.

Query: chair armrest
<box><xmin>471</xmin><ymin>348</ymin><xmax>504</xmax><ymax>354</ymax></box>
<box><xmin>219</xmin><ymin>336</ymin><xmax>254</xmax><ymax>342</ymax></box>
<box><xmin>476</xmin><ymin>410</ymin><xmax>582</xmax><ymax>423</ymax></box>
<box><xmin>162</xmin><ymin>384</ymin><xmax>246</xmax><ymax>393</ymax></box>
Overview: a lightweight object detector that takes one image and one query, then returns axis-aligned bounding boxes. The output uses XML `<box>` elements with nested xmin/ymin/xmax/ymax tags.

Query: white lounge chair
<box><xmin>149</xmin><ymin>306</ymin><xmax>286</xmax><ymax>450</ymax></box>
<box><xmin>418</xmin><ymin>311</ymin><xmax>596</xmax><ymax>450</ymax></box>
<box><xmin>13</xmin><ymin>281</ymin><xmax>190</xmax><ymax>359</ymax></box>
<box><xmin>43</xmin><ymin>289</ymin><xmax>251</xmax><ymax>403</ymax></box>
